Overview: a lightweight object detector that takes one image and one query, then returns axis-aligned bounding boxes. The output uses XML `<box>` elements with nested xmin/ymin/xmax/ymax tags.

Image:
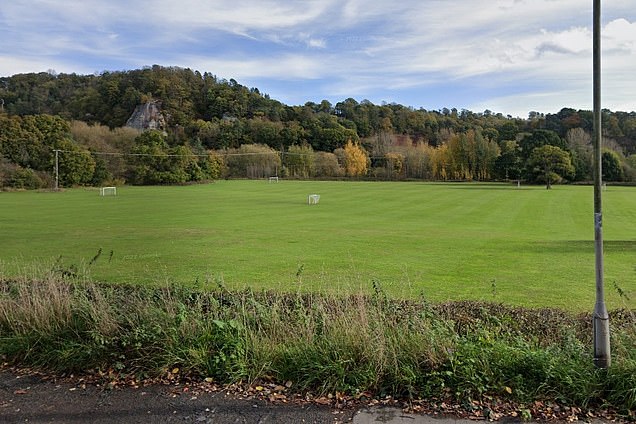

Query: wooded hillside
<box><xmin>1</xmin><ymin>65</ymin><xmax>636</xmax><ymax>188</ymax></box>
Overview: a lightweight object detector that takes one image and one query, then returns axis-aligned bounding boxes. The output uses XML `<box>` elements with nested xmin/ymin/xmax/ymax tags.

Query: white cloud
<box><xmin>537</xmin><ymin>27</ymin><xmax>591</xmax><ymax>55</ymax></box>
<box><xmin>137</xmin><ymin>0</ymin><xmax>338</xmax><ymax>36</ymax></box>
<box><xmin>307</xmin><ymin>38</ymin><xmax>327</xmax><ymax>49</ymax></box>
<box><xmin>470</xmin><ymin>82</ymin><xmax>595</xmax><ymax>119</ymax></box>
<box><xmin>183</xmin><ymin>54</ymin><xmax>326</xmax><ymax>80</ymax></box>
<box><xmin>604</xmin><ymin>18</ymin><xmax>636</xmax><ymax>52</ymax></box>
<box><xmin>0</xmin><ymin>55</ymin><xmax>87</xmax><ymax>76</ymax></box>
<box><xmin>0</xmin><ymin>0</ymin><xmax>633</xmax><ymax>115</ymax></box>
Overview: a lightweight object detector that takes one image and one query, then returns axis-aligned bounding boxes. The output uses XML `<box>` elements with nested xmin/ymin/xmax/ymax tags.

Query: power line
<box><xmin>55</xmin><ymin>149</ymin><xmax>328</xmax><ymax>159</ymax></box>
<box><xmin>56</xmin><ymin>148</ymin><xmax>398</xmax><ymax>161</ymax></box>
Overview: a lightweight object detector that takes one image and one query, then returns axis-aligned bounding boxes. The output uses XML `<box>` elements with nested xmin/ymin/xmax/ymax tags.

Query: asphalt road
<box><xmin>1</xmin><ymin>370</ymin><xmax>354</xmax><ymax>423</ymax></box>
<box><xmin>2</xmin><ymin>370</ymin><xmax>610</xmax><ymax>424</ymax></box>
<box><xmin>0</xmin><ymin>370</ymin><xmax>450</xmax><ymax>424</ymax></box>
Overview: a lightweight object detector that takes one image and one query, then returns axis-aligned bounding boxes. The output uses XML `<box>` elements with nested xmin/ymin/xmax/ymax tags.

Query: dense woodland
<box><xmin>1</xmin><ymin>65</ymin><xmax>636</xmax><ymax>188</ymax></box>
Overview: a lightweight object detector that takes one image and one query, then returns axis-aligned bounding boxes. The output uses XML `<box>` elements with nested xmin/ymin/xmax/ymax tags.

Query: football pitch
<box><xmin>1</xmin><ymin>180</ymin><xmax>635</xmax><ymax>310</ymax></box>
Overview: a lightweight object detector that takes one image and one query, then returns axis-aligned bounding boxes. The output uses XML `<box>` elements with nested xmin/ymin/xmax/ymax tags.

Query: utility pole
<box><xmin>592</xmin><ymin>0</ymin><xmax>611</xmax><ymax>369</ymax></box>
<box><xmin>54</xmin><ymin>149</ymin><xmax>60</xmax><ymax>191</ymax></box>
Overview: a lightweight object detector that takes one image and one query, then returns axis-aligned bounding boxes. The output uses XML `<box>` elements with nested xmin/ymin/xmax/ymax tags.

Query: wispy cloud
<box><xmin>184</xmin><ymin>54</ymin><xmax>326</xmax><ymax>80</ymax></box>
<box><xmin>0</xmin><ymin>0</ymin><xmax>633</xmax><ymax>116</ymax></box>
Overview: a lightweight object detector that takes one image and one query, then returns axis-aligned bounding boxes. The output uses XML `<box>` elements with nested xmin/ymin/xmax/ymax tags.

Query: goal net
<box><xmin>100</xmin><ymin>186</ymin><xmax>117</xmax><ymax>196</ymax></box>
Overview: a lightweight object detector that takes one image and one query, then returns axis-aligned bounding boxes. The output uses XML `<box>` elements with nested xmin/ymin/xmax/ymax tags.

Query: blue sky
<box><xmin>1</xmin><ymin>0</ymin><xmax>634</xmax><ymax>118</ymax></box>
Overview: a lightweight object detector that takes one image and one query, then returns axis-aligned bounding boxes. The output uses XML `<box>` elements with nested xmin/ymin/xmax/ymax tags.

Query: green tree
<box><xmin>0</xmin><ymin>115</ymin><xmax>39</xmax><ymax>168</ymax></box>
<box><xmin>130</xmin><ymin>130</ymin><xmax>194</xmax><ymax>184</ymax></box>
<box><xmin>217</xmin><ymin>118</ymin><xmax>247</xmax><ymax>149</ymax></box>
<box><xmin>527</xmin><ymin>145</ymin><xmax>574</xmax><ymax>189</ymax></box>
<box><xmin>0</xmin><ymin>114</ymin><xmax>67</xmax><ymax>171</ymax></box>
<box><xmin>624</xmin><ymin>154</ymin><xmax>636</xmax><ymax>182</ymax></box>
<box><xmin>201</xmin><ymin>152</ymin><xmax>225</xmax><ymax>180</ymax></box>
<box><xmin>519</xmin><ymin>129</ymin><xmax>566</xmax><ymax>161</ymax></box>
<box><xmin>90</xmin><ymin>156</ymin><xmax>111</xmax><ymax>185</ymax></box>
<box><xmin>248</xmin><ymin>118</ymin><xmax>282</xmax><ymax>148</ymax></box>
<box><xmin>497</xmin><ymin>121</ymin><xmax>519</xmax><ymax>142</ymax></box>
<box><xmin>188</xmin><ymin>119</ymin><xmax>220</xmax><ymax>149</ymax></box>
<box><xmin>566</xmin><ymin>128</ymin><xmax>593</xmax><ymax>181</ymax></box>
<box><xmin>55</xmin><ymin>138</ymin><xmax>96</xmax><ymax>186</ymax></box>
<box><xmin>601</xmin><ymin>150</ymin><xmax>624</xmax><ymax>182</ymax></box>
<box><xmin>279</xmin><ymin>121</ymin><xmax>306</xmax><ymax>148</ymax></box>
<box><xmin>627</xmin><ymin>154</ymin><xmax>636</xmax><ymax>170</ymax></box>
<box><xmin>493</xmin><ymin>140</ymin><xmax>522</xmax><ymax>180</ymax></box>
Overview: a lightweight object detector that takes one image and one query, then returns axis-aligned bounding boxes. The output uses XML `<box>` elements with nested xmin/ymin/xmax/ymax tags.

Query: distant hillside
<box><xmin>1</xmin><ymin>65</ymin><xmax>636</xmax><ymax>189</ymax></box>
<box><xmin>0</xmin><ymin>65</ymin><xmax>635</xmax><ymax>152</ymax></box>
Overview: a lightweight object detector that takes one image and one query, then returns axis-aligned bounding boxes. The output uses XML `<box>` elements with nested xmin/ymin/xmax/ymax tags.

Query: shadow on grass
<box><xmin>531</xmin><ymin>240</ymin><xmax>636</xmax><ymax>253</ymax></box>
<box><xmin>432</xmin><ymin>182</ymin><xmax>544</xmax><ymax>191</ymax></box>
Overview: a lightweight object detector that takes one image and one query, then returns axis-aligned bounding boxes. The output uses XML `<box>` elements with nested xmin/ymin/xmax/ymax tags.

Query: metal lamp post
<box><xmin>592</xmin><ymin>0</ymin><xmax>611</xmax><ymax>369</ymax></box>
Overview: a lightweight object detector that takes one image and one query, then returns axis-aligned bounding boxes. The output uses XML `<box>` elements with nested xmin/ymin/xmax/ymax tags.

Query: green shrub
<box><xmin>6</xmin><ymin>166</ymin><xmax>44</xmax><ymax>189</ymax></box>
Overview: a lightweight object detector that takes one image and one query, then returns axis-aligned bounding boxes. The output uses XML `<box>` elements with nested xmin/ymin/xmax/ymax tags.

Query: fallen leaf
<box><xmin>315</xmin><ymin>397</ymin><xmax>331</xmax><ymax>405</ymax></box>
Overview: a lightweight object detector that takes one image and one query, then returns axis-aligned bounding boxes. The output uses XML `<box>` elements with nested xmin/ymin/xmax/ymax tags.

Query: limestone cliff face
<box><xmin>125</xmin><ymin>101</ymin><xmax>166</xmax><ymax>131</ymax></box>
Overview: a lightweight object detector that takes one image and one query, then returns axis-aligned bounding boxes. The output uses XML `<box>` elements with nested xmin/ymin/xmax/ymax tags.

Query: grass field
<box><xmin>1</xmin><ymin>180</ymin><xmax>635</xmax><ymax>310</ymax></box>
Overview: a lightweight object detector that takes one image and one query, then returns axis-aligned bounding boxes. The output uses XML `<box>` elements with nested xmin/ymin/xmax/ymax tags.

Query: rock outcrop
<box><xmin>125</xmin><ymin>101</ymin><xmax>166</xmax><ymax>131</ymax></box>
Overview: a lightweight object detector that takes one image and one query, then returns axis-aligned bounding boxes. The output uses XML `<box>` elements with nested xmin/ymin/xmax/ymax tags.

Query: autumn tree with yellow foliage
<box><xmin>343</xmin><ymin>140</ymin><xmax>369</xmax><ymax>177</ymax></box>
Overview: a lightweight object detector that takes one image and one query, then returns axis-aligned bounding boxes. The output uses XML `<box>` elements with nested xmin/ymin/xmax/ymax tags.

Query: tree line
<box><xmin>1</xmin><ymin>65</ymin><xmax>635</xmax><ymax>188</ymax></box>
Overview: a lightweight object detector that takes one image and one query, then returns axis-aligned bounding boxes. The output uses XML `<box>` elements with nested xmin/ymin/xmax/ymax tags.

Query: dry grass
<box><xmin>1</xmin><ymin>272</ymin><xmax>635</xmax><ymax>412</ymax></box>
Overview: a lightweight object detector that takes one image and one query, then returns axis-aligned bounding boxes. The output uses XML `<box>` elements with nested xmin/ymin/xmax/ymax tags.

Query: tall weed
<box><xmin>1</xmin><ymin>273</ymin><xmax>635</xmax><ymax>412</ymax></box>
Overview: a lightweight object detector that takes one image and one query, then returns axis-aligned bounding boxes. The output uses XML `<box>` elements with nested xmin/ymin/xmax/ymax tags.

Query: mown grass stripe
<box><xmin>1</xmin><ymin>181</ymin><xmax>634</xmax><ymax>310</ymax></box>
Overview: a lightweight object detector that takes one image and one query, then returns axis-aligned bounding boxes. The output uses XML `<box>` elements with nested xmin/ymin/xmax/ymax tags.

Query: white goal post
<box><xmin>100</xmin><ymin>186</ymin><xmax>117</xmax><ymax>196</ymax></box>
<box><xmin>308</xmin><ymin>194</ymin><xmax>320</xmax><ymax>205</ymax></box>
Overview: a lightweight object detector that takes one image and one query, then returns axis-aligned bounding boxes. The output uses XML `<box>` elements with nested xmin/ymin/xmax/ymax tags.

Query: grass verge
<box><xmin>1</xmin><ymin>271</ymin><xmax>635</xmax><ymax>417</ymax></box>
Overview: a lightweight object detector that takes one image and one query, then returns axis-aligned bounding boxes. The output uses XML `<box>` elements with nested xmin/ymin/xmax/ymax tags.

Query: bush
<box><xmin>11</xmin><ymin>167</ymin><xmax>44</xmax><ymax>189</ymax></box>
<box><xmin>313</xmin><ymin>152</ymin><xmax>343</xmax><ymax>178</ymax></box>
<box><xmin>0</xmin><ymin>160</ymin><xmax>45</xmax><ymax>189</ymax></box>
